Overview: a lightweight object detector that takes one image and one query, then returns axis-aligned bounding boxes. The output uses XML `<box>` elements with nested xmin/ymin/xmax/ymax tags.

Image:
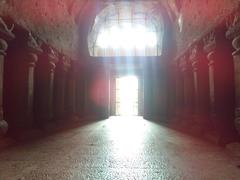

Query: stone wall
<box><xmin>0</xmin><ymin>0</ymin><xmax>87</xmax><ymax>60</ymax></box>
<box><xmin>176</xmin><ymin>0</ymin><xmax>239</xmax><ymax>56</ymax></box>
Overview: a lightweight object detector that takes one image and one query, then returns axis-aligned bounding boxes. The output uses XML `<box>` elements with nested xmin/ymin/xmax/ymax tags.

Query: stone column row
<box><xmin>179</xmin><ymin>54</ymin><xmax>195</xmax><ymax>129</ymax></box>
<box><xmin>0</xmin><ymin>18</ymin><xmax>14</xmax><ymax>136</ymax></box>
<box><xmin>0</xmin><ymin>17</ymin><xmax>83</xmax><ymax>135</ymax></box>
<box><xmin>189</xmin><ymin>43</ymin><xmax>210</xmax><ymax>134</ymax></box>
<box><xmin>203</xmin><ymin>28</ymin><xmax>237</xmax><ymax>144</ymax></box>
<box><xmin>174</xmin><ymin>22</ymin><xmax>239</xmax><ymax>144</ymax></box>
<box><xmin>174</xmin><ymin>59</ymin><xmax>184</xmax><ymax>123</ymax></box>
<box><xmin>34</xmin><ymin>46</ymin><xmax>81</xmax><ymax>128</ymax></box>
<box><xmin>226</xmin><ymin>9</ymin><xmax>240</xmax><ymax>137</ymax></box>
<box><xmin>5</xmin><ymin>30</ymin><xmax>42</xmax><ymax>133</ymax></box>
<box><xmin>53</xmin><ymin>56</ymin><xmax>71</xmax><ymax>121</ymax></box>
<box><xmin>34</xmin><ymin>45</ymin><xmax>59</xmax><ymax>128</ymax></box>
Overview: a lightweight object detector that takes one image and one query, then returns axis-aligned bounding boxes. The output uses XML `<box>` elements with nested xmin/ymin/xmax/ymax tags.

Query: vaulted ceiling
<box><xmin>74</xmin><ymin>0</ymin><xmax>180</xmax><ymax>58</ymax></box>
<box><xmin>70</xmin><ymin>0</ymin><xmax>181</xmax><ymax>23</ymax></box>
<box><xmin>0</xmin><ymin>0</ymin><xmax>181</xmax><ymax>59</ymax></box>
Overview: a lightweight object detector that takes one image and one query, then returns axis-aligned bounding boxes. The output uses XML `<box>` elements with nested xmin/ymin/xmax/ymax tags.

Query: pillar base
<box><xmin>235</xmin><ymin>116</ymin><xmax>240</xmax><ymax>136</ymax></box>
<box><xmin>179</xmin><ymin>115</ymin><xmax>195</xmax><ymax>130</ymax></box>
<box><xmin>189</xmin><ymin>124</ymin><xmax>205</xmax><ymax>136</ymax></box>
<box><xmin>188</xmin><ymin>115</ymin><xmax>210</xmax><ymax>136</ymax></box>
<box><xmin>204</xmin><ymin>128</ymin><xmax>239</xmax><ymax>146</ymax></box>
<box><xmin>204</xmin><ymin>131</ymin><xmax>232</xmax><ymax>146</ymax></box>
<box><xmin>0</xmin><ymin>120</ymin><xmax>8</xmax><ymax>137</ymax></box>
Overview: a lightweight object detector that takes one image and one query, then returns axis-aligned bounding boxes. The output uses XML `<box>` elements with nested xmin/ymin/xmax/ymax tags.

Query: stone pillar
<box><xmin>53</xmin><ymin>55</ymin><xmax>70</xmax><ymax>121</ymax></box>
<box><xmin>143</xmin><ymin>60</ymin><xmax>154</xmax><ymax>119</ymax></box>
<box><xmin>189</xmin><ymin>44</ymin><xmax>210</xmax><ymax>134</ymax></box>
<box><xmin>110</xmin><ymin>71</ymin><xmax>116</xmax><ymax>116</ymax></box>
<box><xmin>34</xmin><ymin>45</ymin><xmax>58</xmax><ymax>127</ymax></box>
<box><xmin>65</xmin><ymin>60</ymin><xmax>77</xmax><ymax>117</ymax></box>
<box><xmin>83</xmin><ymin>64</ymin><xmax>91</xmax><ymax>116</ymax></box>
<box><xmin>204</xmin><ymin>29</ymin><xmax>237</xmax><ymax>144</ymax></box>
<box><xmin>138</xmin><ymin>72</ymin><xmax>144</xmax><ymax>116</ymax></box>
<box><xmin>9</xmin><ymin>32</ymin><xmax>42</xmax><ymax>132</ymax></box>
<box><xmin>3</xmin><ymin>27</ymin><xmax>44</xmax><ymax>134</ymax></box>
<box><xmin>89</xmin><ymin>63</ymin><xmax>110</xmax><ymax>119</ymax></box>
<box><xmin>179</xmin><ymin>55</ymin><xmax>195</xmax><ymax>129</ymax></box>
<box><xmin>0</xmin><ymin>18</ymin><xmax>14</xmax><ymax>136</ymax></box>
<box><xmin>155</xmin><ymin>63</ymin><xmax>168</xmax><ymax>121</ymax></box>
<box><xmin>167</xmin><ymin>61</ymin><xmax>177</xmax><ymax>121</ymax></box>
<box><xmin>175</xmin><ymin>59</ymin><xmax>184</xmax><ymax>122</ymax></box>
<box><xmin>226</xmin><ymin>11</ymin><xmax>240</xmax><ymax>135</ymax></box>
<box><xmin>75</xmin><ymin>63</ymin><xmax>86</xmax><ymax>118</ymax></box>
<box><xmin>103</xmin><ymin>64</ymin><xmax>111</xmax><ymax>119</ymax></box>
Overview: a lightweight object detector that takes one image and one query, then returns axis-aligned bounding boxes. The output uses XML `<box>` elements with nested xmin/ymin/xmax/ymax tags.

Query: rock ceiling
<box><xmin>71</xmin><ymin>0</ymin><xmax>181</xmax><ymax>23</ymax></box>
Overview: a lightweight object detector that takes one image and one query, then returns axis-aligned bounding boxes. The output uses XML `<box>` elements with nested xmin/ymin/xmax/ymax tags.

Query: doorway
<box><xmin>115</xmin><ymin>75</ymin><xmax>139</xmax><ymax>116</ymax></box>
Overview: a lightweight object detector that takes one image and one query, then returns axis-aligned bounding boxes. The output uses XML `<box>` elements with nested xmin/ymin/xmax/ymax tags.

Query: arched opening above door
<box><xmin>88</xmin><ymin>1</ymin><xmax>164</xmax><ymax>57</ymax></box>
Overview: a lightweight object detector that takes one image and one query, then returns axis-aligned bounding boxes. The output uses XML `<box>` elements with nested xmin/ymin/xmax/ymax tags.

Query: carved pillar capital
<box><xmin>0</xmin><ymin>17</ymin><xmax>14</xmax><ymax>56</ymax></box>
<box><xmin>23</xmin><ymin>32</ymin><xmax>42</xmax><ymax>67</ymax></box>
<box><xmin>179</xmin><ymin>55</ymin><xmax>190</xmax><ymax>72</ymax></box>
<box><xmin>189</xmin><ymin>45</ymin><xmax>199</xmax><ymax>71</ymax></box>
<box><xmin>203</xmin><ymin>31</ymin><xmax>216</xmax><ymax>54</ymax></box>
<box><xmin>59</xmin><ymin>55</ymin><xmax>71</xmax><ymax>72</ymax></box>
<box><xmin>203</xmin><ymin>31</ymin><xmax>217</xmax><ymax>67</ymax></box>
<box><xmin>225</xmin><ymin>9</ymin><xmax>240</xmax><ymax>56</ymax></box>
<box><xmin>226</xmin><ymin>8</ymin><xmax>240</xmax><ymax>40</ymax></box>
<box><xmin>0</xmin><ymin>17</ymin><xmax>14</xmax><ymax>41</ymax></box>
<box><xmin>42</xmin><ymin>45</ymin><xmax>59</xmax><ymax>71</ymax></box>
<box><xmin>232</xmin><ymin>35</ymin><xmax>240</xmax><ymax>56</ymax></box>
<box><xmin>26</xmin><ymin>32</ymin><xmax>42</xmax><ymax>54</ymax></box>
<box><xmin>47</xmin><ymin>48</ymin><xmax>58</xmax><ymax>64</ymax></box>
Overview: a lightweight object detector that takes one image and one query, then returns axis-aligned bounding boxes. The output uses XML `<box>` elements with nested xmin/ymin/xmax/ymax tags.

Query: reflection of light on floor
<box><xmin>116</xmin><ymin>75</ymin><xmax>139</xmax><ymax>116</ymax></box>
<box><xmin>107</xmin><ymin>116</ymin><xmax>147</xmax><ymax>157</ymax></box>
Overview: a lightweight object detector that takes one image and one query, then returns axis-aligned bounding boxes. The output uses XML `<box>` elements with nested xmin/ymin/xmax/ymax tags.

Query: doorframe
<box><xmin>110</xmin><ymin>68</ymin><xmax>144</xmax><ymax>116</ymax></box>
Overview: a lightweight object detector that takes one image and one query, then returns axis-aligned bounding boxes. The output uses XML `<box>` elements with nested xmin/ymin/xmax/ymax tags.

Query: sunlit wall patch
<box><xmin>88</xmin><ymin>1</ymin><xmax>164</xmax><ymax>57</ymax></box>
<box><xmin>178</xmin><ymin>13</ymin><xmax>183</xmax><ymax>32</ymax></box>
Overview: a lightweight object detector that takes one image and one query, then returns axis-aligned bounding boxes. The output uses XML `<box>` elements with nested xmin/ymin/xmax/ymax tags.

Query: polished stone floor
<box><xmin>0</xmin><ymin>116</ymin><xmax>240</xmax><ymax>180</ymax></box>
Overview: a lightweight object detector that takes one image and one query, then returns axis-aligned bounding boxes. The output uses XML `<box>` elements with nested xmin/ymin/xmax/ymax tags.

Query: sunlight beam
<box><xmin>96</xmin><ymin>24</ymin><xmax>157</xmax><ymax>51</ymax></box>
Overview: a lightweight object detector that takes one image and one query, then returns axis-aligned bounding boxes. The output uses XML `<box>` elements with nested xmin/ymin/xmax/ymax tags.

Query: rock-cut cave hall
<box><xmin>1</xmin><ymin>0</ymin><xmax>240</xmax><ymax>179</ymax></box>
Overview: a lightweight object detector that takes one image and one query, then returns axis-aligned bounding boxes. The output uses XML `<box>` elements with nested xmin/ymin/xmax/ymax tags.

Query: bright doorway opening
<box><xmin>115</xmin><ymin>75</ymin><xmax>139</xmax><ymax>116</ymax></box>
